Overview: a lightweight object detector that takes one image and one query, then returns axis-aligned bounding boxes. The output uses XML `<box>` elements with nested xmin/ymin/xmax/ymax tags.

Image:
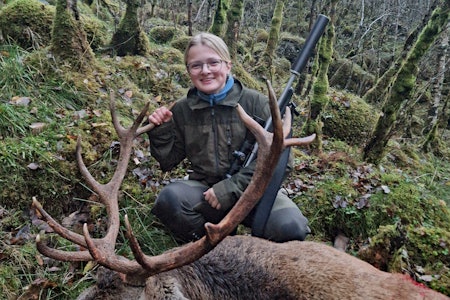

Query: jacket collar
<box><xmin>186</xmin><ymin>77</ymin><xmax>243</xmax><ymax>110</ymax></box>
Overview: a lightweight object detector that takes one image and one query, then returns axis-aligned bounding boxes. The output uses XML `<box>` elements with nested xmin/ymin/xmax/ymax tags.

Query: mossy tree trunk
<box><xmin>110</xmin><ymin>0</ymin><xmax>150</xmax><ymax>56</ymax></box>
<box><xmin>306</xmin><ymin>2</ymin><xmax>336</xmax><ymax>152</ymax></box>
<box><xmin>422</xmin><ymin>26</ymin><xmax>448</xmax><ymax>153</ymax></box>
<box><xmin>262</xmin><ymin>0</ymin><xmax>285</xmax><ymax>80</ymax></box>
<box><xmin>224</xmin><ymin>0</ymin><xmax>243</xmax><ymax>60</ymax></box>
<box><xmin>51</xmin><ymin>0</ymin><xmax>95</xmax><ymax>71</ymax></box>
<box><xmin>363</xmin><ymin>2</ymin><xmax>450</xmax><ymax>164</ymax></box>
<box><xmin>209</xmin><ymin>0</ymin><xmax>229</xmax><ymax>37</ymax></box>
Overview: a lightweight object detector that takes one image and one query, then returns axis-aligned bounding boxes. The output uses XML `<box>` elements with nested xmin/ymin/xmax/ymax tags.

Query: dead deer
<box><xmin>32</xmin><ymin>81</ymin><xmax>449</xmax><ymax>300</ymax></box>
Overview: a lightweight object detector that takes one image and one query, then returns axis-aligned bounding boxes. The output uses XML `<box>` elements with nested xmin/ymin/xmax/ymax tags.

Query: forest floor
<box><xmin>1</xmin><ymin>41</ymin><xmax>450</xmax><ymax>298</ymax></box>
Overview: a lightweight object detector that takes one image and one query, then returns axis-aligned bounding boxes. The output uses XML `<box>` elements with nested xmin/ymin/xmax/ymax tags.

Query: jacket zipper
<box><xmin>211</xmin><ymin>107</ymin><xmax>220</xmax><ymax>173</ymax></box>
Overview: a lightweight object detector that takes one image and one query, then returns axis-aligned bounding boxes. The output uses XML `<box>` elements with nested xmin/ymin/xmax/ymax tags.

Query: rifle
<box><xmin>226</xmin><ymin>14</ymin><xmax>330</xmax><ymax>237</ymax></box>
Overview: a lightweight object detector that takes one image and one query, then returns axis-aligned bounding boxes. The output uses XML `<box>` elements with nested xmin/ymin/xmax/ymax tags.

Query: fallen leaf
<box><xmin>91</xmin><ymin>122</ymin><xmax>108</xmax><ymax>127</ymax></box>
<box><xmin>27</xmin><ymin>162</ymin><xmax>40</xmax><ymax>170</ymax></box>
<box><xmin>9</xmin><ymin>96</ymin><xmax>31</xmax><ymax>106</ymax></box>
<box><xmin>381</xmin><ymin>185</ymin><xmax>390</xmax><ymax>194</ymax></box>
<box><xmin>418</xmin><ymin>275</ymin><xmax>440</xmax><ymax>282</ymax></box>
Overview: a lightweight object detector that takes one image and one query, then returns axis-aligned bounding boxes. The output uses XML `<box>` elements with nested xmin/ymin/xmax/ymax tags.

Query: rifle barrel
<box><xmin>243</xmin><ymin>14</ymin><xmax>329</xmax><ymax>168</ymax></box>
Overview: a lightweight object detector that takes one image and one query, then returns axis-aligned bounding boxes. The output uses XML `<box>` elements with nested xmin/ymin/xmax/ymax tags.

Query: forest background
<box><xmin>0</xmin><ymin>0</ymin><xmax>449</xmax><ymax>298</ymax></box>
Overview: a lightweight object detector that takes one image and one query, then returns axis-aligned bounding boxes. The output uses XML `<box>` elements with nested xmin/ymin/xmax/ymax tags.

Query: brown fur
<box><xmin>77</xmin><ymin>235</ymin><xmax>449</xmax><ymax>300</ymax></box>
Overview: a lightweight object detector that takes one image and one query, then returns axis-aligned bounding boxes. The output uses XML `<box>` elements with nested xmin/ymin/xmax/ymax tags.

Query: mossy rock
<box><xmin>170</xmin><ymin>35</ymin><xmax>191</xmax><ymax>54</ymax></box>
<box><xmin>322</xmin><ymin>90</ymin><xmax>378</xmax><ymax>146</ymax></box>
<box><xmin>149</xmin><ymin>26</ymin><xmax>184</xmax><ymax>45</ymax></box>
<box><xmin>0</xmin><ymin>0</ymin><xmax>109</xmax><ymax>52</ymax></box>
<box><xmin>0</xmin><ymin>0</ymin><xmax>55</xmax><ymax>50</ymax></box>
<box><xmin>255</xmin><ymin>29</ymin><xmax>269</xmax><ymax>43</ymax></box>
<box><xmin>276</xmin><ymin>33</ymin><xmax>305</xmax><ymax>64</ymax></box>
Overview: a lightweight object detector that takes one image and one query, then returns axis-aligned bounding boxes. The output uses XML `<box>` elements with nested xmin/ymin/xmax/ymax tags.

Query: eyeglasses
<box><xmin>186</xmin><ymin>59</ymin><xmax>226</xmax><ymax>75</ymax></box>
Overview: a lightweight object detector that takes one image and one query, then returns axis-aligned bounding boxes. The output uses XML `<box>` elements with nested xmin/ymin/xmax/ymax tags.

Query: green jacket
<box><xmin>148</xmin><ymin>78</ymin><xmax>270</xmax><ymax>211</ymax></box>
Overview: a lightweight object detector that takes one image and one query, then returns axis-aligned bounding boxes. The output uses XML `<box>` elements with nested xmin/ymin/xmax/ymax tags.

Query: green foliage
<box><xmin>295</xmin><ymin>137</ymin><xmax>450</xmax><ymax>293</ymax></box>
<box><xmin>0</xmin><ymin>0</ymin><xmax>55</xmax><ymax>50</ymax></box>
<box><xmin>358</xmin><ymin>223</ymin><xmax>450</xmax><ymax>294</ymax></box>
<box><xmin>0</xmin><ymin>45</ymin><xmax>37</xmax><ymax>100</ymax></box>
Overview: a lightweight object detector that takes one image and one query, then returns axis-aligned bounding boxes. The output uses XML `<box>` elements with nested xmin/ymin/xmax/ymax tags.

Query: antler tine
<box><xmin>32</xmin><ymin>197</ymin><xmax>90</xmax><ymax>252</ymax></box>
<box><xmin>108</xmin><ymin>91</ymin><xmax>151</xmax><ymax>138</ymax></box>
<box><xmin>264</xmin><ymin>79</ymin><xmax>316</xmax><ymax>148</ymax></box>
<box><xmin>35</xmin><ymin>234</ymin><xmax>92</xmax><ymax>262</ymax></box>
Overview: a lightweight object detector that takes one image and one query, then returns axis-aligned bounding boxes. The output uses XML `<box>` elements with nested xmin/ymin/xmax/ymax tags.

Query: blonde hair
<box><xmin>184</xmin><ymin>32</ymin><xmax>231</xmax><ymax>65</ymax></box>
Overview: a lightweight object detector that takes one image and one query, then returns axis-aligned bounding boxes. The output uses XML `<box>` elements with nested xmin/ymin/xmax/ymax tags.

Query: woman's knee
<box><xmin>151</xmin><ymin>181</ymin><xmax>208</xmax><ymax>242</ymax></box>
<box><xmin>263</xmin><ymin>194</ymin><xmax>310</xmax><ymax>242</ymax></box>
<box><xmin>264</xmin><ymin>208</ymin><xmax>310</xmax><ymax>242</ymax></box>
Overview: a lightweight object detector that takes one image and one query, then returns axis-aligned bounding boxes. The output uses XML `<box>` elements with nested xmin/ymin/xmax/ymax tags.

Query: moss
<box><xmin>299</xmin><ymin>176</ymin><xmax>366</xmax><ymax>239</ymax></box>
<box><xmin>170</xmin><ymin>35</ymin><xmax>191</xmax><ymax>53</ymax></box>
<box><xmin>408</xmin><ymin>226</ymin><xmax>450</xmax><ymax>265</ymax></box>
<box><xmin>149</xmin><ymin>26</ymin><xmax>184</xmax><ymax>44</ymax></box>
<box><xmin>209</xmin><ymin>0</ymin><xmax>229</xmax><ymax>36</ymax></box>
<box><xmin>357</xmin><ymin>224</ymin><xmax>406</xmax><ymax>270</ymax></box>
<box><xmin>51</xmin><ymin>0</ymin><xmax>96</xmax><ymax>70</ymax></box>
<box><xmin>0</xmin><ymin>0</ymin><xmax>55</xmax><ymax>50</ymax></box>
<box><xmin>329</xmin><ymin>58</ymin><xmax>376</xmax><ymax>96</ymax></box>
<box><xmin>253</xmin><ymin>29</ymin><xmax>267</xmax><ymax>43</ymax></box>
<box><xmin>110</xmin><ymin>0</ymin><xmax>150</xmax><ymax>56</ymax></box>
<box><xmin>322</xmin><ymin>90</ymin><xmax>379</xmax><ymax>145</ymax></box>
<box><xmin>80</xmin><ymin>14</ymin><xmax>110</xmax><ymax>51</ymax></box>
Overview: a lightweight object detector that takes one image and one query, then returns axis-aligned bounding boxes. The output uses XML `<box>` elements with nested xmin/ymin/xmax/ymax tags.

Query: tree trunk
<box><xmin>187</xmin><ymin>0</ymin><xmax>193</xmax><ymax>36</ymax></box>
<box><xmin>363</xmin><ymin>3</ymin><xmax>450</xmax><ymax>164</ymax></box>
<box><xmin>259</xmin><ymin>0</ymin><xmax>286</xmax><ymax>82</ymax></box>
<box><xmin>422</xmin><ymin>25</ymin><xmax>449</xmax><ymax>153</ymax></box>
<box><xmin>224</xmin><ymin>0</ymin><xmax>243</xmax><ymax>60</ymax></box>
<box><xmin>51</xmin><ymin>0</ymin><xmax>95</xmax><ymax>71</ymax></box>
<box><xmin>306</xmin><ymin>0</ymin><xmax>336</xmax><ymax>152</ymax></box>
<box><xmin>209</xmin><ymin>0</ymin><xmax>228</xmax><ymax>36</ymax></box>
<box><xmin>110</xmin><ymin>0</ymin><xmax>150</xmax><ymax>56</ymax></box>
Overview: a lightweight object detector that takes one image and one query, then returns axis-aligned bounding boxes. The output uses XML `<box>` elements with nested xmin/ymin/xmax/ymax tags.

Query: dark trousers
<box><xmin>151</xmin><ymin>180</ymin><xmax>310</xmax><ymax>243</ymax></box>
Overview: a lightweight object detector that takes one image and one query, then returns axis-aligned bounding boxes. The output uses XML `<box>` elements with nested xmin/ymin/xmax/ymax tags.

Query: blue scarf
<box><xmin>197</xmin><ymin>76</ymin><xmax>234</xmax><ymax>106</ymax></box>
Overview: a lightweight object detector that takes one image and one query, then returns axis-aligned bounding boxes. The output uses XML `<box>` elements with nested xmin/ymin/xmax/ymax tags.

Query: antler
<box><xmin>33</xmin><ymin>81</ymin><xmax>315</xmax><ymax>282</ymax></box>
<box><xmin>33</xmin><ymin>92</ymin><xmax>154</xmax><ymax>275</ymax></box>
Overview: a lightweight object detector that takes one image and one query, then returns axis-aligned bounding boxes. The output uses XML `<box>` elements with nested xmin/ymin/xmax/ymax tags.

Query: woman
<box><xmin>148</xmin><ymin>32</ymin><xmax>309</xmax><ymax>243</ymax></box>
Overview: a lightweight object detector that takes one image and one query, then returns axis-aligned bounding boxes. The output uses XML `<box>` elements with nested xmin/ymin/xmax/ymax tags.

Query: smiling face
<box><xmin>186</xmin><ymin>44</ymin><xmax>232</xmax><ymax>94</ymax></box>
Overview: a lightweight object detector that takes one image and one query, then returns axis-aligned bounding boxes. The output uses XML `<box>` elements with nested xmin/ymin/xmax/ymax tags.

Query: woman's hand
<box><xmin>148</xmin><ymin>106</ymin><xmax>173</xmax><ymax>126</ymax></box>
<box><xmin>203</xmin><ymin>188</ymin><xmax>221</xmax><ymax>210</ymax></box>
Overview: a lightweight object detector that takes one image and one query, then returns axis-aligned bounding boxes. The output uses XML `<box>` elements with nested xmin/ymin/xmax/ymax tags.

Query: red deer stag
<box><xmin>32</xmin><ymin>81</ymin><xmax>448</xmax><ymax>300</ymax></box>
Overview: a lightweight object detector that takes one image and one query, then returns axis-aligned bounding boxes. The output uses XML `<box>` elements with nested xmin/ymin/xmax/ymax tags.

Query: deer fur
<box><xmin>77</xmin><ymin>235</ymin><xmax>449</xmax><ymax>300</ymax></box>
